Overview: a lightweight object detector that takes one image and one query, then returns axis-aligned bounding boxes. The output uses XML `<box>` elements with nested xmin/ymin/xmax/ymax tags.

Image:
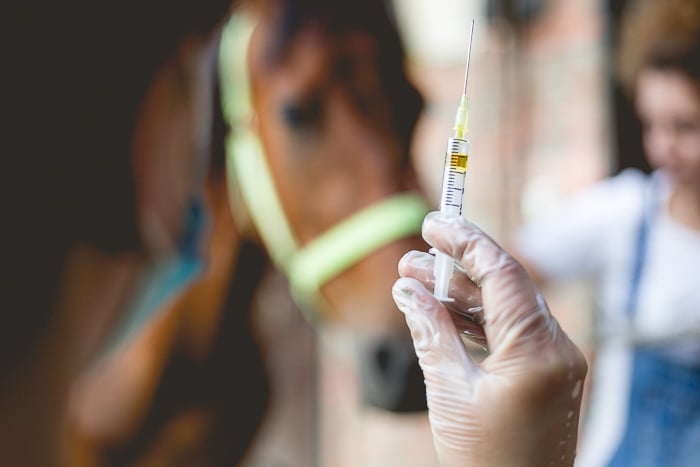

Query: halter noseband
<box><xmin>219</xmin><ymin>12</ymin><xmax>429</xmax><ymax>321</ymax></box>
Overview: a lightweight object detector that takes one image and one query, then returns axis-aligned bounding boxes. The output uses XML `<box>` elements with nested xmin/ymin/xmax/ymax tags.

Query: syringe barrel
<box><xmin>433</xmin><ymin>137</ymin><xmax>470</xmax><ymax>302</ymax></box>
<box><xmin>438</xmin><ymin>137</ymin><xmax>470</xmax><ymax>218</ymax></box>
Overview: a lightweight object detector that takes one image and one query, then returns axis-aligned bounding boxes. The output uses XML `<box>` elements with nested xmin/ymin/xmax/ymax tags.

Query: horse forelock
<box><xmin>257</xmin><ymin>0</ymin><xmax>424</xmax><ymax>169</ymax></box>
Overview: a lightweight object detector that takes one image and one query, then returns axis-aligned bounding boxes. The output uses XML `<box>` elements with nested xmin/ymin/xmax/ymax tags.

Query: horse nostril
<box><xmin>357</xmin><ymin>334</ymin><xmax>427</xmax><ymax>413</ymax></box>
<box><xmin>374</xmin><ymin>343</ymin><xmax>393</xmax><ymax>374</ymax></box>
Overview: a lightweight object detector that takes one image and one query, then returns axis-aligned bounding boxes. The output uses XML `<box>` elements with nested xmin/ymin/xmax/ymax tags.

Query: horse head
<box><xmin>222</xmin><ymin>0</ymin><xmax>430</xmax><ymax>411</ymax></box>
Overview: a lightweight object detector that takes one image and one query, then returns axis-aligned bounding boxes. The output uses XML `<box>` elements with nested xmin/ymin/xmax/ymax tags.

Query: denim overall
<box><xmin>607</xmin><ymin>177</ymin><xmax>700</xmax><ymax>467</ymax></box>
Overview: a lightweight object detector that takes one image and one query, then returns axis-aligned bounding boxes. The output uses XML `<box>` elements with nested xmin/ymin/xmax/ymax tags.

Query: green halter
<box><xmin>219</xmin><ymin>12</ymin><xmax>430</xmax><ymax>320</ymax></box>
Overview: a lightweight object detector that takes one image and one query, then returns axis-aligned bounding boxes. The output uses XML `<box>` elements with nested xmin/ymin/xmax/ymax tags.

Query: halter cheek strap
<box><xmin>219</xmin><ymin>11</ymin><xmax>429</xmax><ymax>321</ymax></box>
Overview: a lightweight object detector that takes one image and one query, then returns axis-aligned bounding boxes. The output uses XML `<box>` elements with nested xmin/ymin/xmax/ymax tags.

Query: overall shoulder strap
<box><xmin>626</xmin><ymin>173</ymin><xmax>660</xmax><ymax>316</ymax></box>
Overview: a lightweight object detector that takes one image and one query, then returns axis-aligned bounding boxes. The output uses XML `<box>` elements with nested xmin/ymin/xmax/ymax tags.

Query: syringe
<box><xmin>433</xmin><ymin>19</ymin><xmax>475</xmax><ymax>302</ymax></box>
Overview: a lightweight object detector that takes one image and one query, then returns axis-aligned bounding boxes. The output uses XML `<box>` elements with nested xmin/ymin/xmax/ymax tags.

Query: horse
<box><xmin>65</xmin><ymin>1</ymin><xmax>431</xmax><ymax>465</ymax></box>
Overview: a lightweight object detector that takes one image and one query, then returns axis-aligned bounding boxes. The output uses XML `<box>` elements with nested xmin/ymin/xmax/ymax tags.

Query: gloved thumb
<box><xmin>392</xmin><ymin>276</ymin><xmax>483</xmax><ymax>466</ymax></box>
<box><xmin>392</xmin><ymin>277</ymin><xmax>478</xmax><ymax>381</ymax></box>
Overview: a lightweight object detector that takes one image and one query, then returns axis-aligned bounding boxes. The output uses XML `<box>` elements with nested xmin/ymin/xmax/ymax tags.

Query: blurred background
<box><xmin>242</xmin><ymin>0</ymin><xmax>633</xmax><ymax>466</ymax></box>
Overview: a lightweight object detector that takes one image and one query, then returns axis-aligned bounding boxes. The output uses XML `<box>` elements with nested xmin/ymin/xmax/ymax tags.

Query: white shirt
<box><xmin>514</xmin><ymin>169</ymin><xmax>700</xmax><ymax>467</ymax></box>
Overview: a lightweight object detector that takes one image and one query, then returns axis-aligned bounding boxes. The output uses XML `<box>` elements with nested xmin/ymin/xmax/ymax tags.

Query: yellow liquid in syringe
<box><xmin>450</xmin><ymin>154</ymin><xmax>468</xmax><ymax>171</ymax></box>
<box><xmin>438</xmin><ymin>139</ymin><xmax>470</xmax><ymax>218</ymax></box>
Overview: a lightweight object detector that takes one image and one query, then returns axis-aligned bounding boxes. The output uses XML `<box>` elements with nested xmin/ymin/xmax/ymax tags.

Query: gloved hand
<box><xmin>392</xmin><ymin>212</ymin><xmax>587</xmax><ymax>467</ymax></box>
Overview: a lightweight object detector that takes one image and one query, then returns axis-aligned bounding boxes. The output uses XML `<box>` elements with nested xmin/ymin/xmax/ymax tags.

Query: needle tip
<box><xmin>462</xmin><ymin>19</ymin><xmax>475</xmax><ymax>95</ymax></box>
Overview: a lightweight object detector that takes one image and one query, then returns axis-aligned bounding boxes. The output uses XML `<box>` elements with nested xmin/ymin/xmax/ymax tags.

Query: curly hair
<box><xmin>617</xmin><ymin>0</ymin><xmax>700</xmax><ymax>93</ymax></box>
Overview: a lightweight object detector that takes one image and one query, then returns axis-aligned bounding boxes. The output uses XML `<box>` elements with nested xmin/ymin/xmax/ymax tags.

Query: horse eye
<box><xmin>334</xmin><ymin>53</ymin><xmax>356</xmax><ymax>81</ymax></box>
<box><xmin>281</xmin><ymin>94</ymin><xmax>322</xmax><ymax>131</ymax></box>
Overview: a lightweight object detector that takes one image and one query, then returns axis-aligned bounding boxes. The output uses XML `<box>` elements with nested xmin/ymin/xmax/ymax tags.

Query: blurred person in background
<box><xmin>513</xmin><ymin>0</ymin><xmax>700</xmax><ymax>465</ymax></box>
<box><xmin>2</xmin><ymin>1</ymin><xmax>587</xmax><ymax>466</ymax></box>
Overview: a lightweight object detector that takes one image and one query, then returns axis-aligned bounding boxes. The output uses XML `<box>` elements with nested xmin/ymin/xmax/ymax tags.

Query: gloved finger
<box><xmin>398</xmin><ymin>250</ymin><xmax>486</xmax><ymax>344</ymax></box>
<box><xmin>398</xmin><ymin>250</ymin><xmax>483</xmax><ymax>316</ymax></box>
<box><xmin>443</xmin><ymin>303</ymin><xmax>487</xmax><ymax>346</ymax></box>
<box><xmin>391</xmin><ymin>277</ymin><xmax>479</xmax><ymax>382</ymax></box>
<box><xmin>393</xmin><ymin>276</ymin><xmax>490</xmax><ymax>465</ymax></box>
<box><xmin>421</xmin><ymin>212</ymin><xmax>557</xmax><ymax>360</ymax></box>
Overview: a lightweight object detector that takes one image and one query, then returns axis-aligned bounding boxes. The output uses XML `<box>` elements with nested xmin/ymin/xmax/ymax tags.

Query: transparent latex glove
<box><xmin>392</xmin><ymin>212</ymin><xmax>587</xmax><ymax>467</ymax></box>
